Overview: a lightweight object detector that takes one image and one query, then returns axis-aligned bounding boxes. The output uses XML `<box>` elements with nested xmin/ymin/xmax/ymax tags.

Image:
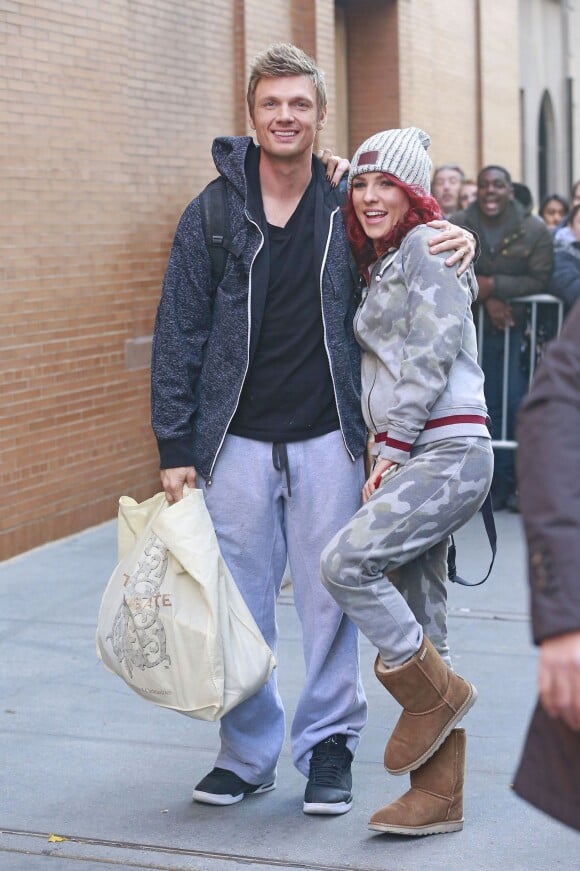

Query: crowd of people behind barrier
<box><xmin>430</xmin><ymin>166</ymin><xmax>580</xmax><ymax>512</ymax></box>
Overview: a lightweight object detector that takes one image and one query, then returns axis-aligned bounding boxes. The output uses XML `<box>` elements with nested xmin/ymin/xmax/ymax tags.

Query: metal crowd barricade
<box><xmin>476</xmin><ymin>294</ymin><xmax>564</xmax><ymax>450</ymax></box>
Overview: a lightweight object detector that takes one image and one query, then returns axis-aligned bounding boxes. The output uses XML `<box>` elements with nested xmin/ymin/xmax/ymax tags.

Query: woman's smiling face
<box><xmin>351</xmin><ymin>172</ymin><xmax>410</xmax><ymax>246</ymax></box>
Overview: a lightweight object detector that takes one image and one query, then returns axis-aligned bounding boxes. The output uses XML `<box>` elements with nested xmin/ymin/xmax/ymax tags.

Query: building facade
<box><xmin>1</xmin><ymin>0</ymin><xmax>574</xmax><ymax>559</ymax></box>
<box><xmin>519</xmin><ymin>0</ymin><xmax>580</xmax><ymax>207</ymax></box>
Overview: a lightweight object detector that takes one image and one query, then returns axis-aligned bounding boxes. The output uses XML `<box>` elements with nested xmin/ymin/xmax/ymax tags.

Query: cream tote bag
<box><xmin>96</xmin><ymin>488</ymin><xmax>276</xmax><ymax>721</ymax></box>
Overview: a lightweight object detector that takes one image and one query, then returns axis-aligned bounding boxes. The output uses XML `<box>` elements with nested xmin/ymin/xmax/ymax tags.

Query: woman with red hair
<box><xmin>320</xmin><ymin>128</ymin><xmax>493</xmax><ymax>836</ymax></box>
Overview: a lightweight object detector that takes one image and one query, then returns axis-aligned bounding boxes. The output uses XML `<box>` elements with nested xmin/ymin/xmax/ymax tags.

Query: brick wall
<box><xmin>1</xmin><ymin>0</ymin><xmax>237</xmax><ymax>559</ymax></box>
<box><xmin>398</xmin><ymin>0</ymin><xmax>478</xmax><ymax>175</ymax></box>
<box><xmin>0</xmin><ymin>0</ymin><xmax>526</xmax><ymax>560</ymax></box>
<box><xmin>345</xmin><ymin>0</ymin><xmax>400</xmax><ymax>154</ymax></box>
<box><xmin>314</xmin><ymin>0</ymin><xmax>338</xmax><ymax>151</ymax></box>
<box><xmin>398</xmin><ymin>0</ymin><xmax>520</xmax><ymax>178</ymax></box>
<box><xmin>479</xmin><ymin>1</ymin><xmax>521</xmax><ymax>177</ymax></box>
<box><xmin>1</xmin><ymin>0</ymin><xmax>339</xmax><ymax>561</ymax></box>
<box><xmin>340</xmin><ymin>0</ymin><xmax>520</xmax><ymax>178</ymax></box>
<box><xmin>245</xmin><ymin>0</ymin><xmax>293</xmax><ymax>95</ymax></box>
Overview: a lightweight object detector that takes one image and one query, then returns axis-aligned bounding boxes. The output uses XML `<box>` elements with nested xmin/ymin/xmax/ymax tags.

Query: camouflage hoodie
<box><xmin>354</xmin><ymin>224</ymin><xmax>489</xmax><ymax>465</ymax></box>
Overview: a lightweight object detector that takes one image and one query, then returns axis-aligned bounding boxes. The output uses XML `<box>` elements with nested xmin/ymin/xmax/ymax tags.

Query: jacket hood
<box><xmin>211</xmin><ymin>136</ymin><xmax>342</xmax><ymax>212</ymax></box>
<box><xmin>212</xmin><ymin>136</ymin><xmax>255</xmax><ymax>199</ymax></box>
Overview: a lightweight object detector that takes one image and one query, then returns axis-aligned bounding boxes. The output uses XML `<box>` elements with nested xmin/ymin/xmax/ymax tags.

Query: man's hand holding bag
<box><xmin>96</xmin><ymin>487</ymin><xmax>276</xmax><ymax>721</ymax></box>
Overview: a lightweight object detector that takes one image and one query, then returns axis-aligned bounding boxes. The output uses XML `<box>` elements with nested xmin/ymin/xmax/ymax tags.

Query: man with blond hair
<box><xmin>151</xmin><ymin>42</ymin><xmax>473</xmax><ymax>816</ymax></box>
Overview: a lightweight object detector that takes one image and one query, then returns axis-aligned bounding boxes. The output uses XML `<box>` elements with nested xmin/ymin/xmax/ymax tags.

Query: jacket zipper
<box><xmin>366</xmin><ymin>363</ymin><xmax>379</xmax><ymax>433</ymax></box>
<box><xmin>206</xmin><ymin>214</ymin><xmax>264</xmax><ymax>486</ymax></box>
<box><xmin>360</xmin><ymin>257</ymin><xmax>391</xmax><ymax>435</ymax></box>
<box><xmin>320</xmin><ymin>207</ymin><xmax>355</xmax><ymax>462</ymax></box>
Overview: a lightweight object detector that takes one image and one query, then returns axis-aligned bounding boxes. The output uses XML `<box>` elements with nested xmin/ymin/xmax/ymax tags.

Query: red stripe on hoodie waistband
<box><xmin>375</xmin><ymin>414</ymin><xmax>488</xmax><ymax>450</ymax></box>
<box><xmin>424</xmin><ymin>414</ymin><xmax>487</xmax><ymax>430</ymax></box>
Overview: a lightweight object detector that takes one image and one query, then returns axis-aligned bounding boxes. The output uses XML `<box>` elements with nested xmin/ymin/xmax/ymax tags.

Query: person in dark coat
<box><xmin>513</xmin><ymin>300</ymin><xmax>580</xmax><ymax>831</ymax></box>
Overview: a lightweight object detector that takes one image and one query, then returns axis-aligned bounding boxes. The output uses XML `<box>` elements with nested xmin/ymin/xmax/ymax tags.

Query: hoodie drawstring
<box><xmin>272</xmin><ymin>442</ymin><xmax>292</xmax><ymax>496</ymax></box>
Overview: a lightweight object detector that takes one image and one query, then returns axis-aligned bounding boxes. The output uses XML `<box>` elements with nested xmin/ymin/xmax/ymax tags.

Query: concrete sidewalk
<box><xmin>1</xmin><ymin>509</ymin><xmax>578</xmax><ymax>871</ymax></box>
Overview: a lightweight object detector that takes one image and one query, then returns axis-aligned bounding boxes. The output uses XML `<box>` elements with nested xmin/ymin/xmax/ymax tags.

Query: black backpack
<box><xmin>198</xmin><ymin>176</ymin><xmax>243</xmax><ymax>293</ymax></box>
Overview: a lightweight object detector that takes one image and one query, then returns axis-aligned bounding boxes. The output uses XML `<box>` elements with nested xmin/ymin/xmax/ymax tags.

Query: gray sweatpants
<box><xmin>200</xmin><ymin>431</ymin><xmax>367</xmax><ymax>782</ymax></box>
<box><xmin>320</xmin><ymin>437</ymin><xmax>493</xmax><ymax>668</ymax></box>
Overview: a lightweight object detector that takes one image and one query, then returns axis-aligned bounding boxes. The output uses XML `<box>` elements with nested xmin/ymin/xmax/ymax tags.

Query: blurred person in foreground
<box><xmin>513</xmin><ymin>300</ymin><xmax>580</xmax><ymax>832</ymax></box>
<box><xmin>320</xmin><ymin>128</ymin><xmax>493</xmax><ymax>836</ymax></box>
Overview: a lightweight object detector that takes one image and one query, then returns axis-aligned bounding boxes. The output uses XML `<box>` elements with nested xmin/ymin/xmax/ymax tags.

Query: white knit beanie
<box><xmin>348</xmin><ymin>127</ymin><xmax>432</xmax><ymax>194</ymax></box>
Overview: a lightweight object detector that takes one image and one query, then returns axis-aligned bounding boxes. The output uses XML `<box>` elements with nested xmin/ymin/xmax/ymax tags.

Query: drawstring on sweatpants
<box><xmin>272</xmin><ymin>442</ymin><xmax>292</xmax><ymax>496</ymax></box>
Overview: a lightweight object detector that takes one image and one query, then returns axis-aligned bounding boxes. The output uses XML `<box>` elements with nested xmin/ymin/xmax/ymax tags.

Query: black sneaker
<box><xmin>192</xmin><ymin>767</ymin><xmax>276</xmax><ymax>806</ymax></box>
<box><xmin>303</xmin><ymin>734</ymin><xmax>353</xmax><ymax>815</ymax></box>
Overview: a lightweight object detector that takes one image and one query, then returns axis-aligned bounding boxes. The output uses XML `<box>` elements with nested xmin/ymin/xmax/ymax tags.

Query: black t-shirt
<box><xmin>229</xmin><ymin>175</ymin><xmax>340</xmax><ymax>442</ymax></box>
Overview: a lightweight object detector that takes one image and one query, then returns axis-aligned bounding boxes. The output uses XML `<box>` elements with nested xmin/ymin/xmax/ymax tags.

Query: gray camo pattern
<box><xmin>320</xmin><ymin>437</ymin><xmax>493</xmax><ymax>667</ymax></box>
<box><xmin>355</xmin><ymin>225</ymin><xmax>487</xmax><ymax>466</ymax></box>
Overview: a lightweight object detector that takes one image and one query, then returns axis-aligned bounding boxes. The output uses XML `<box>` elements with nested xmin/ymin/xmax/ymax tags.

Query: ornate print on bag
<box><xmin>108</xmin><ymin>533</ymin><xmax>171</xmax><ymax>676</ymax></box>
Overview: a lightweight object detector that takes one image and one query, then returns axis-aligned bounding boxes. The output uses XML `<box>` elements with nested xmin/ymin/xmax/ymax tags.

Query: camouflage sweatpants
<box><xmin>320</xmin><ymin>437</ymin><xmax>493</xmax><ymax>668</ymax></box>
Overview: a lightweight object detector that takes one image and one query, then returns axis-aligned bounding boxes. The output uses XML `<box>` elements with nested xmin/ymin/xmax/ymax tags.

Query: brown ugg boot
<box><xmin>375</xmin><ymin>636</ymin><xmax>476</xmax><ymax>774</ymax></box>
<box><xmin>368</xmin><ymin>729</ymin><xmax>466</xmax><ymax>836</ymax></box>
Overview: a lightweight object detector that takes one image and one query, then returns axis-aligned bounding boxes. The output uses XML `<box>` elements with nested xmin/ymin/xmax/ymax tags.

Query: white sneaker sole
<box><xmin>193</xmin><ymin>780</ymin><xmax>276</xmax><ymax>806</ymax></box>
<box><xmin>303</xmin><ymin>798</ymin><xmax>353</xmax><ymax>816</ymax></box>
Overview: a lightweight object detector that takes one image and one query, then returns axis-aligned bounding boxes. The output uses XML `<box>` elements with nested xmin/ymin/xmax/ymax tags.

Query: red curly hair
<box><xmin>344</xmin><ymin>173</ymin><xmax>442</xmax><ymax>281</ymax></box>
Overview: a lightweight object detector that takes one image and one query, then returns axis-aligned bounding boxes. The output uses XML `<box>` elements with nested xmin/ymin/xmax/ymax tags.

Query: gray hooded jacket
<box><xmin>151</xmin><ymin>136</ymin><xmax>366</xmax><ymax>479</ymax></box>
<box><xmin>354</xmin><ymin>224</ymin><xmax>489</xmax><ymax>465</ymax></box>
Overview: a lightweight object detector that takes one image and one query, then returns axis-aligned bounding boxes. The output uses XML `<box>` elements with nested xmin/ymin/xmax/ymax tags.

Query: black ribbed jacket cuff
<box><xmin>157</xmin><ymin>437</ymin><xmax>196</xmax><ymax>470</ymax></box>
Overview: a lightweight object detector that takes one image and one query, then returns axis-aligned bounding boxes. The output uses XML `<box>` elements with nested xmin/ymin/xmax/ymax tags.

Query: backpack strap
<box><xmin>199</xmin><ymin>176</ymin><xmax>243</xmax><ymax>294</ymax></box>
<box><xmin>447</xmin><ymin>492</ymin><xmax>497</xmax><ymax>586</ymax></box>
<box><xmin>447</xmin><ymin>416</ymin><xmax>497</xmax><ymax>587</ymax></box>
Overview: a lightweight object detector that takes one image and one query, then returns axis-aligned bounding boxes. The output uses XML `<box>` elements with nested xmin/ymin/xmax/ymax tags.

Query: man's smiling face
<box><xmin>477</xmin><ymin>169</ymin><xmax>513</xmax><ymax>222</ymax></box>
<box><xmin>249</xmin><ymin>75</ymin><xmax>326</xmax><ymax>161</ymax></box>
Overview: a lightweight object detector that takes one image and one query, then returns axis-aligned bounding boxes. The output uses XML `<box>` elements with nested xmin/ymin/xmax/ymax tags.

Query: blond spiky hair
<box><xmin>246</xmin><ymin>43</ymin><xmax>327</xmax><ymax>118</ymax></box>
